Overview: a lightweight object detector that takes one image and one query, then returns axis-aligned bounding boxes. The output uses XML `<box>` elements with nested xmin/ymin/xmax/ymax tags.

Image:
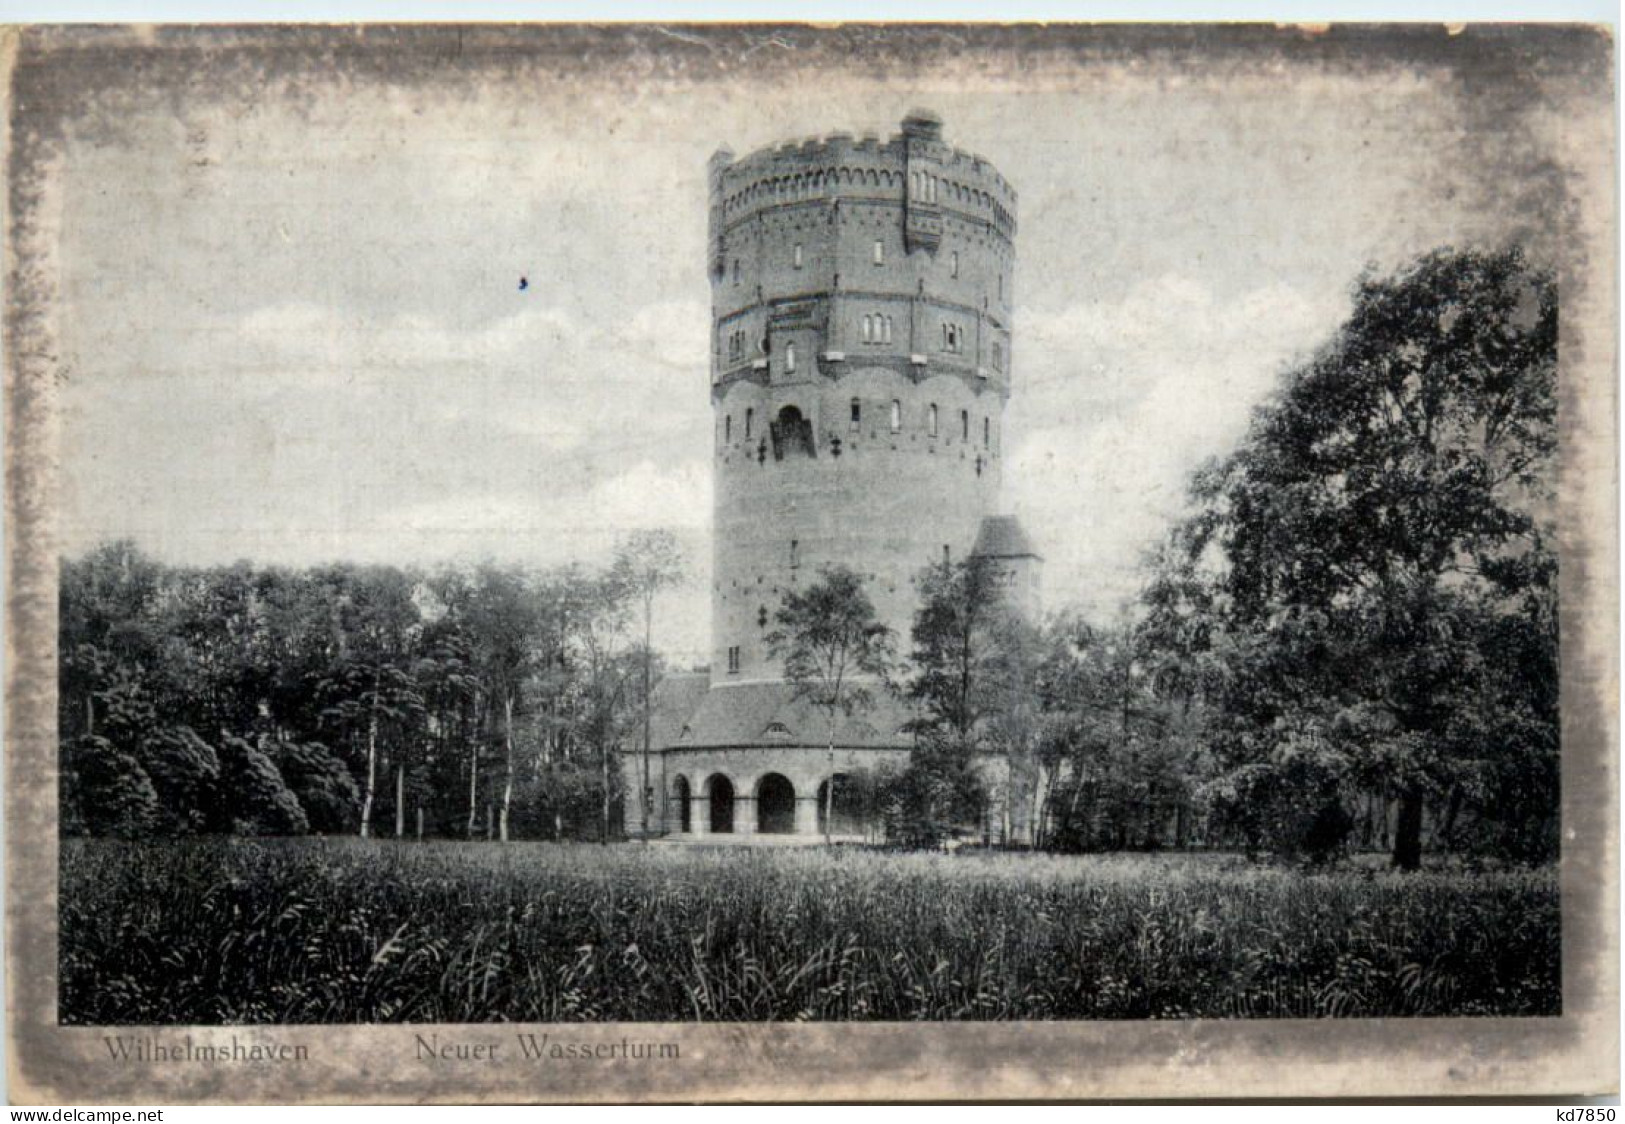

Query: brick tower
<box><xmin>626</xmin><ymin>112</ymin><xmax>1037</xmax><ymax>842</ymax></box>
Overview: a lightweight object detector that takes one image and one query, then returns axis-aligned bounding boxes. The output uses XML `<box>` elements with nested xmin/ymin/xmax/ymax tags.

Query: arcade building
<box><xmin>623</xmin><ymin>112</ymin><xmax>1041</xmax><ymax>843</ymax></box>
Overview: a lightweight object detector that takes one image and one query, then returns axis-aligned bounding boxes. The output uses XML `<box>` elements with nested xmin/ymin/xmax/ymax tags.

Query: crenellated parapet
<box><xmin>707</xmin><ymin>113</ymin><xmax>1017</xmax><ymax>245</ymax></box>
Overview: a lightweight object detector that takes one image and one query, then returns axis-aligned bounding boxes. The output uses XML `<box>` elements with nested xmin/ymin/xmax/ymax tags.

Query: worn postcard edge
<box><xmin>1</xmin><ymin>22</ymin><xmax>1617</xmax><ymax>1103</ymax></box>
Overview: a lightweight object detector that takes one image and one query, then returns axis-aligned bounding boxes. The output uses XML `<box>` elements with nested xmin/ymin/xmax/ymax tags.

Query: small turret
<box><xmin>971</xmin><ymin>514</ymin><xmax>1043</xmax><ymax>620</ymax></box>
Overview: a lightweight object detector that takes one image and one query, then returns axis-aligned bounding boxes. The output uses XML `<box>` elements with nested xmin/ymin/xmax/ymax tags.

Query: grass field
<box><xmin>59</xmin><ymin>838</ymin><xmax>1560</xmax><ymax>1023</ymax></box>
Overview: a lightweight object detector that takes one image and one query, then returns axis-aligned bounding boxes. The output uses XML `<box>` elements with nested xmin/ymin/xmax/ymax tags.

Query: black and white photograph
<box><xmin>4</xmin><ymin>21</ymin><xmax>1616</xmax><ymax>1102</ymax></box>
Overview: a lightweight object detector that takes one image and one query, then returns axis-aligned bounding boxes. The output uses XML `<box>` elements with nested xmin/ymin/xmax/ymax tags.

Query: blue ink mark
<box><xmin>518</xmin><ymin>276</ymin><xmax>529</xmax><ymax>291</ymax></box>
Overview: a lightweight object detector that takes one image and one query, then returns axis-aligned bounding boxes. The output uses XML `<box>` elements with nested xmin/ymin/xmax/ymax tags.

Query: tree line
<box><xmin>60</xmin><ymin>532</ymin><xmax>683</xmax><ymax>844</ymax></box>
<box><xmin>61</xmin><ymin>246</ymin><xmax>1557</xmax><ymax>868</ymax></box>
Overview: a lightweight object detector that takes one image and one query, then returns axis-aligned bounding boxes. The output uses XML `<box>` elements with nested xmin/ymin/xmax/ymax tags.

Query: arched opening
<box><xmin>706</xmin><ymin>775</ymin><xmax>735</xmax><ymax>834</ymax></box>
<box><xmin>756</xmin><ymin>773</ymin><xmax>796</xmax><ymax>835</ymax></box>
<box><xmin>673</xmin><ymin>775</ymin><xmax>692</xmax><ymax>833</ymax></box>
<box><xmin>708</xmin><ymin>773</ymin><xmax>741</xmax><ymax>831</ymax></box>
<box><xmin>817</xmin><ymin>774</ymin><xmax>867</xmax><ymax>838</ymax></box>
<box><xmin>772</xmin><ymin>405</ymin><xmax>815</xmax><ymax>459</ymax></box>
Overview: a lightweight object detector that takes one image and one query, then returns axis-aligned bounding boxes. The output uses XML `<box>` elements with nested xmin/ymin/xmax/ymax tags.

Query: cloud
<box><xmin>229</xmin><ymin>298</ymin><xmax>712</xmax><ymax>450</ymax></box>
<box><xmin>1006</xmin><ymin>274</ymin><xmax>1348</xmax><ymax>618</ymax></box>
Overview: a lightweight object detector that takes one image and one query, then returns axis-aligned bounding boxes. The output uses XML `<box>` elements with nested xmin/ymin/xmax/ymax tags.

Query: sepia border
<box><xmin>3</xmin><ymin>23</ymin><xmax>1616</xmax><ymax>1102</ymax></box>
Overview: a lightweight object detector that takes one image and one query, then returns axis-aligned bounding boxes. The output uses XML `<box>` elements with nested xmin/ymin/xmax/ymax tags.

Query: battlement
<box><xmin>709</xmin><ymin>113</ymin><xmax>1017</xmax><ymax>240</ymax></box>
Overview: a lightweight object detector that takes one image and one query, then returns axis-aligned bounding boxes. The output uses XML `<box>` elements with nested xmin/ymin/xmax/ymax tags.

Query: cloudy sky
<box><xmin>47</xmin><ymin>27</ymin><xmax>1582</xmax><ymax>661</ymax></box>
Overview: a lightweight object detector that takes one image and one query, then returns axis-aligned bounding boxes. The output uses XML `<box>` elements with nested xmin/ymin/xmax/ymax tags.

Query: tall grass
<box><xmin>59</xmin><ymin>838</ymin><xmax>1559</xmax><ymax>1023</ymax></box>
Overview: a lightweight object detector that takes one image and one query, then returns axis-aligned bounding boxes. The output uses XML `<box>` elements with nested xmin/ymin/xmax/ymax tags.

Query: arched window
<box><xmin>928</xmin><ymin>404</ymin><xmax>938</xmax><ymax>437</ymax></box>
<box><xmin>873</xmin><ymin>240</ymin><xmax>884</xmax><ymax>266</ymax></box>
<box><xmin>850</xmin><ymin>398</ymin><xmax>861</xmax><ymax>430</ymax></box>
<box><xmin>992</xmin><ymin>342</ymin><xmax>1003</xmax><ymax>371</ymax></box>
<box><xmin>733</xmin><ymin>258</ymin><xmax>740</xmax><ymax>285</ymax></box>
<box><xmin>745</xmin><ymin>408</ymin><xmax>754</xmax><ymax>439</ymax></box>
<box><xmin>725</xmin><ymin>415</ymin><xmax>732</xmax><ymax>441</ymax></box>
<box><xmin>793</xmin><ymin>243</ymin><xmax>803</xmax><ymax>269</ymax></box>
<box><xmin>790</xmin><ymin>539</ymin><xmax>800</xmax><ymax>569</ymax></box>
<box><xmin>890</xmin><ymin>399</ymin><xmax>902</xmax><ymax>433</ymax></box>
<box><xmin>950</xmin><ymin>251</ymin><xmax>959</xmax><ymax>278</ymax></box>
<box><xmin>785</xmin><ymin>343</ymin><xmax>796</xmax><ymax>373</ymax></box>
<box><xmin>883</xmin><ymin>315</ymin><xmax>893</xmax><ymax>343</ymax></box>
<box><xmin>983</xmin><ymin>416</ymin><xmax>990</xmax><ymax>448</ymax></box>
<box><xmin>960</xmin><ymin>409</ymin><xmax>969</xmax><ymax>441</ymax></box>
<box><xmin>862</xmin><ymin>315</ymin><xmax>872</xmax><ymax>343</ymax></box>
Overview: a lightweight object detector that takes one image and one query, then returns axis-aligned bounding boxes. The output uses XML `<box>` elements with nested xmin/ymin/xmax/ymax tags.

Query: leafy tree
<box><xmin>907</xmin><ymin>557</ymin><xmax>1043</xmax><ymax>844</ymax></box>
<box><xmin>1036</xmin><ymin>619</ymin><xmax>1163</xmax><ymax>851</ymax></box>
<box><xmin>458</xmin><ymin>563</ymin><xmax>543</xmax><ymax>843</ymax></box>
<box><xmin>272</xmin><ymin>739</ymin><xmax>361</xmax><ymax>834</ymax></box>
<box><xmin>875</xmin><ymin>732</ymin><xmax>987</xmax><ymax>848</ymax></box>
<box><xmin>314</xmin><ymin>567</ymin><xmax>425</xmax><ymax>838</ymax></box>
<box><xmin>1171</xmin><ymin>246</ymin><xmax>1557</xmax><ymax>869</ymax></box>
<box><xmin>214</xmin><ymin>734</ymin><xmax>308</xmax><ymax>835</ymax></box>
<box><xmin>134</xmin><ymin>726</ymin><xmax>220</xmax><ymax>834</ymax></box>
<box><xmin>910</xmin><ymin>558</ymin><xmax>1010</xmax><ymax>740</ymax></box>
<box><xmin>612</xmin><ymin>529</ymin><xmax>686</xmax><ymax>839</ymax></box>
<box><xmin>767</xmin><ymin>565</ymin><xmax>896</xmax><ymax>843</ymax></box>
<box><xmin>567</xmin><ymin>569</ymin><xmax>642</xmax><ymax>841</ymax></box>
<box><xmin>316</xmin><ymin>658</ymin><xmax>423</xmax><ymax>838</ymax></box>
<box><xmin>61</xmin><ymin>734</ymin><xmax>160</xmax><ymax>839</ymax></box>
<box><xmin>58</xmin><ymin>541</ymin><xmax>166</xmax><ymax>742</ymax></box>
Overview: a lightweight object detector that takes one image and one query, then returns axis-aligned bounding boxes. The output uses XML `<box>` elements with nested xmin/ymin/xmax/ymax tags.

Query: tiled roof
<box><xmin>971</xmin><ymin>514</ymin><xmax>1040</xmax><ymax>560</ymax></box>
<box><xmin>651</xmin><ymin>678</ymin><xmax>919</xmax><ymax>751</ymax></box>
<box><xmin>643</xmin><ymin>672</ymin><xmax>712</xmax><ymax>750</ymax></box>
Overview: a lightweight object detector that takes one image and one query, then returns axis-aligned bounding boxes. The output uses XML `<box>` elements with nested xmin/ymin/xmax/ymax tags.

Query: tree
<box><xmin>272</xmin><ymin>739</ymin><xmax>361</xmax><ymax>834</ymax></box>
<box><xmin>135</xmin><ymin>726</ymin><xmax>220</xmax><ymax>834</ymax></box>
<box><xmin>910</xmin><ymin>557</ymin><xmax>1009</xmax><ymax>742</ymax></box>
<box><xmin>61</xmin><ymin>734</ymin><xmax>160</xmax><ymax>839</ymax></box>
<box><xmin>1034</xmin><ymin>617</ymin><xmax>1186</xmax><ymax>852</ymax></box>
<box><xmin>767</xmin><ymin>565</ymin><xmax>896</xmax><ymax>843</ymax></box>
<box><xmin>876</xmin><ymin>731</ymin><xmax>987</xmax><ymax>848</ymax></box>
<box><xmin>568</xmin><ymin>569</ymin><xmax>641</xmax><ymax>842</ymax></box>
<box><xmin>308</xmin><ymin>566</ymin><xmax>426</xmax><ymax>839</ymax></box>
<box><xmin>611</xmin><ymin>530</ymin><xmax>685</xmax><ymax>839</ymax></box>
<box><xmin>315</xmin><ymin>657</ymin><xmax>423</xmax><ymax>839</ymax></box>
<box><xmin>214</xmin><ymin>734</ymin><xmax>308</xmax><ymax>835</ymax></box>
<box><xmin>908</xmin><ymin>557</ymin><xmax>1042</xmax><ymax>844</ymax></box>
<box><xmin>1173</xmin><ymin>246</ymin><xmax>1557</xmax><ymax>869</ymax></box>
<box><xmin>459</xmin><ymin>563</ymin><xmax>542</xmax><ymax>843</ymax></box>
